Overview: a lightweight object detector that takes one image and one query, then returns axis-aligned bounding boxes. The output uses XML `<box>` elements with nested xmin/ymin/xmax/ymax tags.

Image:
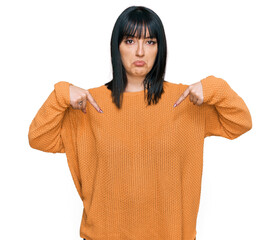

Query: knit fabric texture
<box><xmin>28</xmin><ymin>75</ymin><xmax>252</xmax><ymax>240</ymax></box>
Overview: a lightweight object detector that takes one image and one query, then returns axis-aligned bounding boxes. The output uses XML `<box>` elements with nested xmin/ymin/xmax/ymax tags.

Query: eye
<box><xmin>125</xmin><ymin>39</ymin><xmax>134</xmax><ymax>44</ymax></box>
<box><xmin>147</xmin><ymin>40</ymin><xmax>157</xmax><ymax>45</ymax></box>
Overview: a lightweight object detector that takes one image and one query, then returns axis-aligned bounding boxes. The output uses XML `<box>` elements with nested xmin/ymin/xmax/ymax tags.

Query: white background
<box><xmin>0</xmin><ymin>0</ymin><xmax>279</xmax><ymax>239</ymax></box>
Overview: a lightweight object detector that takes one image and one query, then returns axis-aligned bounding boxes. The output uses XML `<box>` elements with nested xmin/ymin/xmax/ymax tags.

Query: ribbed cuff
<box><xmin>54</xmin><ymin>81</ymin><xmax>72</xmax><ymax>108</ymax></box>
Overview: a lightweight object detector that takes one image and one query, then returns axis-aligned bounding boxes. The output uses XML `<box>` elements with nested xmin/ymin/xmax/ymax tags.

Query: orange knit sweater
<box><xmin>28</xmin><ymin>75</ymin><xmax>252</xmax><ymax>240</ymax></box>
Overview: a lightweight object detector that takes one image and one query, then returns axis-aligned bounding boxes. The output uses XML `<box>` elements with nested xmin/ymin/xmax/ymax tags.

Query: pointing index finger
<box><xmin>173</xmin><ymin>87</ymin><xmax>190</xmax><ymax>107</ymax></box>
<box><xmin>86</xmin><ymin>91</ymin><xmax>103</xmax><ymax>113</ymax></box>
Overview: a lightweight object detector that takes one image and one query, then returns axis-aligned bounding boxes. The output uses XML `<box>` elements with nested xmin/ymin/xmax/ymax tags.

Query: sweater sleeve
<box><xmin>28</xmin><ymin>81</ymin><xmax>74</xmax><ymax>153</ymax></box>
<box><xmin>200</xmin><ymin>75</ymin><xmax>252</xmax><ymax>140</ymax></box>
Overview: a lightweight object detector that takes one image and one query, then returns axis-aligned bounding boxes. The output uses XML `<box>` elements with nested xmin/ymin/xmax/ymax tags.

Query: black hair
<box><xmin>104</xmin><ymin>6</ymin><xmax>167</xmax><ymax>109</ymax></box>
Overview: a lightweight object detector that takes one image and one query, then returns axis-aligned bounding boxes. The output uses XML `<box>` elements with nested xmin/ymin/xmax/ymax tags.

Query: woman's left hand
<box><xmin>173</xmin><ymin>81</ymin><xmax>204</xmax><ymax>107</ymax></box>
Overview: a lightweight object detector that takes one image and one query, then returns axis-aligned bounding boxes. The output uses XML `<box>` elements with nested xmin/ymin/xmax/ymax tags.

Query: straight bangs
<box><xmin>119</xmin><ymin>16</ymin><xmax>158</xmax><ymax>43</ymax></box>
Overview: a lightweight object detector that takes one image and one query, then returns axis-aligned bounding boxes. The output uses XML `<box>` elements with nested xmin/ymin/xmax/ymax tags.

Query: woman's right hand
<box><xmin>69</xmin><ymin>85</ymin><xmax>103</xmax><ymax>114</ymax></box>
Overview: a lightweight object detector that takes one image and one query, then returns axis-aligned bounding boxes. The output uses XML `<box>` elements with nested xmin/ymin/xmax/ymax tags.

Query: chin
<box><xmin>133</xmin><ymin>71</ymin><xmax>147</xmax><ymax>76</ymax></box>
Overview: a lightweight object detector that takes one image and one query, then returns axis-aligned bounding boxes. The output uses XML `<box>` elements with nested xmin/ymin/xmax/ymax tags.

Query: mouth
<box><xmin>133</xmin><ymin>60</ymin><xmax>145</xmax><ymax>66</ymax></box>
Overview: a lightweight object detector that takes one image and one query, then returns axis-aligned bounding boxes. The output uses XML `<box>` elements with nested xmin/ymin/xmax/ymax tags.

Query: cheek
<box><xmin>154</xmin><ymin>47</ymin><xmax>158</xmax><ymax>59</ymax></box>
<box><xmin>149</xmin><ymin>49</ymin><xmax>158</xmax><ymax>65</ymax></box>
<box><xmin>119</xmin><ymin>49</ymin><xmax>131</xmax><ymax>66</ymax></box>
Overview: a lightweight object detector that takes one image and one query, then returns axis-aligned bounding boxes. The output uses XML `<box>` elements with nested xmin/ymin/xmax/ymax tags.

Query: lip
<box><xmin>133</xmin><ymin>60</ymin><xmax>145</xmax><ymax>66</ymax></box>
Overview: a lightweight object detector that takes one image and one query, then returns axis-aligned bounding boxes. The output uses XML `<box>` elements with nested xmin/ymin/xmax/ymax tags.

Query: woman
<box><xmin>28</xmin><ymin>6</ymin><xmax>252</xmax><ymax>240</ymax></box>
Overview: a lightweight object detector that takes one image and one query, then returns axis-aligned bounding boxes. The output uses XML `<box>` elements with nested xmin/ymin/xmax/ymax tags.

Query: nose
<box><xmin>136</xmin><ymin>40</ymin><xmax>144</xmax><ymax>57</ymax></box>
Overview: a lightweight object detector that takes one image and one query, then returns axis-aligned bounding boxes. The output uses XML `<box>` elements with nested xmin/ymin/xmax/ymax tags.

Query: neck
<box><xmin>124</xmin><ymin>75</ymin><xmax>145</xmax><ymax>92</ymax></box>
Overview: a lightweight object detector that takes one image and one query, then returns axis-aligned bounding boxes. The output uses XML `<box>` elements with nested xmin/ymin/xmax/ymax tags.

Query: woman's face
<box><xmin>119</xmin><ymin>28</ymin><xmax>158</xmax><ymax>80</ymax></box>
